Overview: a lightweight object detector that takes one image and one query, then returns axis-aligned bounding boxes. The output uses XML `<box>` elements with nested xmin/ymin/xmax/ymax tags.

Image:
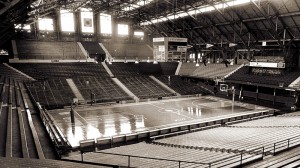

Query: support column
<box><xmin>256</xmin><ymin>86</ymin><xmax>259</xmax><ymax>102</ymax></box>
<box><xmin>273</xmin><ymin>88</ymin><xmax>276</xmax><ymax>105</ymax></box>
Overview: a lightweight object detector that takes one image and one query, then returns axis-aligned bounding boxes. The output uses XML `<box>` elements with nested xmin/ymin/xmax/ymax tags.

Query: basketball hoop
<box><xmin>219</xmin><ymin>84</ymin><xmax>235</xmax><ymax>106</ymax></box>
<box><xmin>220</xmin><ymin>84</ymin><xmax>228</xmax><ymax>92</ymax></box>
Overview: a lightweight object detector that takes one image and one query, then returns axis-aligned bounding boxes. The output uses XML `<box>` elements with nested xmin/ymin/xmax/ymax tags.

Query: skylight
<box><xmin>122</xmin><ymin>0</ymin><xmax>154</xmax><ymax>11</ymax></box>
<box><xmin>140</xmin><ymin>0</ymin><xmax>257</xmax><ymax>25</ymax></box>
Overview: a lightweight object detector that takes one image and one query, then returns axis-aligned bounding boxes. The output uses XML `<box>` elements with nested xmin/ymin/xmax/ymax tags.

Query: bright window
<box><xmin>118</xmin><ymin>24</ymin><xmax>129</xmax><ymax>36</ymax></box>
<box><xmin>60</xmin><ymin>9</ymin><xmax>75</xmax><ymax>32</ymax></box>
<box><xmin>190</xmin><ymin>53</ymin><xmax>195</xmax><ymax>59</ymax></box>
<box><xmin>15</xmin><ymin>24</ymin><xmax>31</xmax><ymax>30</ymax></box>
<box><xmin>134</xmin><ymin>31</ymin><xmax>144</xmax><ymax>36</ymax></box>
<box><xmin>38</xmin><ymin>18</ymin><xmax>54</xmax><ymax>31</ymax></box>
<box><xmin>100</xmin><ymin>13</ymin><xmax>112</xmax><ymax>34</ymax></box>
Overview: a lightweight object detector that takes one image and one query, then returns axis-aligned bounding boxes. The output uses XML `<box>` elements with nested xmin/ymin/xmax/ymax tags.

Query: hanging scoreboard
<box><xmin>153</xmin><ymin>37</ymin><xmax>187</xmax><ymax>62</ymax></box>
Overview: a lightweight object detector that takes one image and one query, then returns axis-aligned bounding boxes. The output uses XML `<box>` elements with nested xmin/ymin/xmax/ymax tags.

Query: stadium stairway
<box><xmin>77</xmin><ymin>42</ymin><xmax>88</xmax><ymax>59</ymax></box>
<box><xmin>111</xmin><ymin>78</ymin><xmax>139</xmax><ymax>102</ymax></box>
<box><xmin>2</xmin><ymin>63</ymin><xmax>35</xmax><ymax>81</ymax></box>
<box><xmin>101</xmin><ymin>62</ymin><xmax>114</xmax><ymax>77</ymax></box>
<box><xmin>65</xmin><ymin>79</ymin><xmax>85</xmax><ymax>104</ymax></box>
<box><xmin>288</xmin><ymin>76</ymin><xmax>300</xmax><ymax>89</ymax></box>
<box><xmin>175</xmin><ymin>62</ymin><xmax>182</xmax><ymax>75</ymax></box>
<box><xmin>224</xmin><ymin>64</ymin><xmax>244</xmax><ymax>78</ymax></box>
<box><xmin>149</xmin><ymin>75</ymin><xmax>180</xmax><ymax>96</ymax></box>
<box><xmin>99</xmin><ymin>43</ymin><xmax>112</xmax><ymax>61</ymax></box>
<box><xmin>146</xmin><ymin>44</ymin><xmax>153</xmax><ymax>51</ymax></box>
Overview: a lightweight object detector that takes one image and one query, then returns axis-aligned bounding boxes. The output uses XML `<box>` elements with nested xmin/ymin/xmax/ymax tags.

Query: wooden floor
<box><xmin>48</xmin><ymin>96</ymin><xmax>272</xmax><ymax>147</ymax></box>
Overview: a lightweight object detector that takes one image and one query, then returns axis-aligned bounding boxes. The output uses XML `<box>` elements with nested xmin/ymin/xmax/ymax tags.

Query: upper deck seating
<box><xmin>81</xmin><ymin>42</ymin><xmax>105</xmax><ymax>56</ymax></box>
<box><xmin>102</xmin><ymin>43</ymin><xmax>152</xmax><ymax>60</ymax></box>
<box><xmin>16</xmin><ymin>40</ymin><xmax>86</xmax><ymax>60</ymax></box>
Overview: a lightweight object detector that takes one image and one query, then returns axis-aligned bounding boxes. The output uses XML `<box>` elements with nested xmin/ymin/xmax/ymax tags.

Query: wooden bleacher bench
<box><xmin>17</xmin><ymin>107</ymin><xmax>29</xmax><ymax>158</ymax></box>
<box><xmin>5</xmin><ymin>105</ymin><xmax>12</xmax><ymax>157</ymax></box>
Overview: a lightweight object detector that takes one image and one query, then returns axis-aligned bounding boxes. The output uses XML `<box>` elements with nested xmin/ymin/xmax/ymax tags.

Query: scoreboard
<box><xmin>153</xmin><ymin>37</ymin><xmax>187</xmax><ymax>62</ymax></box>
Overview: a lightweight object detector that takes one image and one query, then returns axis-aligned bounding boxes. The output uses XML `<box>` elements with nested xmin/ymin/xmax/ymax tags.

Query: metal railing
<box><xmin>272</xmin><ymin>135</ymin><xmax>300</xmax><ymax>155</ymax></box>
<box><xmin>84</xmin><ymin>146</ymin><xmax>264</xmax><ymax>168</ymax></box>
<box><xmin>95</xmin><ymin>151</ymin><xmax>210</xmax><ymax>168</ymax></box>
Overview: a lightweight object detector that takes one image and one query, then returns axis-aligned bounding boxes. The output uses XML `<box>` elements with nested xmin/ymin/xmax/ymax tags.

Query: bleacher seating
<box><xmin>72</xmin><ymin>77</ymin><xmax>132</xmax><ymax>103</ymax></box>
<box><xmin>0</xmin><ymin>64</ymin><xmax>31</xmax><ymax>81</ymax></box>
<box><xmin>106</xmin><ymin>62</ymin><xmax>141</xmax><ymax>76</ymax></box>
<box><xmin>0</xmin><ymin>156</ymin><xmax>108</xmax><ymax>168</ymax></box>
<box><xmin>194</xmin><ymin>63</ymin><xmax>241</xmax><ymax>79</ymax></box>
<box><xmin>0</xmin><ymin>76</ymin><xmax>42</xmax><ymax>159</ymax></box>
<box><xmin>81</xmin><ymin>42</ymin><xmax>105</xmax><ymax>56</ymax></box>
<box><xmin>107</xmin><ymin>62</ymin><xmax>178</xmax><ymax>76</ymax></box>
<box><xmin>247</xmin><ymin>145</ymin><xmax>300</xmax><ymax>168</ymax></box>
<box><xmin>25</xmin><ymin>78</ymin><xmax>75</xmax><ymax>109</ymax></box>
<box><xmin>178</xmin><ymin>62</ymin><xmax>199</xmax><ymax>76</ymax></box>
<box><xmin>152</xmin><ymin>113</ymin><xmax>300</xmax><ymax>157</ymax></box>
<box><xmin>232</xmin><ymin>111</ymin><xmax>300</xmax><ymax>127</ymax></box>
<box><xmin>65</xmin><ymin>142</ymin><xmax>259</xmax><ymax>167</ymax></box>
<box><xmin>155</xmin><ymin>75</ymin><xmax>210</xmax><ymax>95</ymax></box>
<box><xmin>118</xmin><ymin>76</ymin><xmax>175</xmax><ymax>99</ymax></box>
<box><xmin>102</xmin><ymin>43</ymin><xmax>152</xmax><ymax>60</ymax></box>
<box><xmin>10</xmin><ymin>63</ymin><xmax>109</xmax><ymax>80</ymax></box>
<box><xmin>16</xmin><ymin>40</ymin><xmax>86</xmax><ymax>60</ymax></box>
<box><xmin>226</xmin><ymin>66</ymin><xmax>300</xmax><ymax>87</ymax></box>
<box><xmin>178</xmin><ymin>63</ymin><xmax>241</xmax><ymax>79</ymax></box>
<box><xmin>159</xmin><ymin>62</ymin><xmax>178</xmax><ymax>75</ymax></box>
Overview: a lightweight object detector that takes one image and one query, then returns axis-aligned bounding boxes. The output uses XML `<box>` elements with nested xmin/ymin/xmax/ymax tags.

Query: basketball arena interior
<box><xmin>1</xmin><ymin>0</ymin><xmax>300</xmax><ymax>167</ymax></box>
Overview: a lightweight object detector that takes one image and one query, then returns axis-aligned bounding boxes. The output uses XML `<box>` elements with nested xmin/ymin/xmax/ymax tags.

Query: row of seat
<box><xmin>103</xmin><ymin>43</ymin><xmax>152</xmax><ymax>60</ymax></box>
<box><xmin>66</xmin><ymin>142</ymin><xmax>258</xmax><ymax>167</ymax></box>
<box><xmin>155</xmin><ymin>75</ymin><xmax>211</xmax><ymax>95</ymax></box>
<box><xmin>155</xmin><ymin>126</ymin><xmax>300</xmax><ymax>154</ymax></box>
<box><xmin>0</xmin><ymin>64</ymin><xmax>31</xmax><ymax>81</ymax></box>
<box><xmin>72</xmin><ymin>77</ymin><xmax>132</xmax><ymax>103</ymax></box>
<box><xmin>226</xmin><ymin>66</ymin><xmax>300</xmax><ymax>87</ymax></box>
<box><xmin>178</xmin><ymin>63</ymin><xmax>241</xmax><ymax>80</ymax></box>
<box><xmin>81</xmin><ymin>42</ymin><xmax>105</xmax><ymax>55</ymax></box>
<box><xmin>118</xmin><ymin>76</ymin><xmax>175</xmax><ymax>99</ymax></box>
<box><xmin>0</xmin><ymin>76</ymin><xmax>40</xmax><ymax>159</ymax></box>
<box><xmin>10</xmin><ymin>63</ymin><xmax>109</xmax><ymax>80</ymax></box>
<box><xmin>25</xmin><ymin>78</ymin><xmax>76</xmax><ymax>109</ymax></box>
<box><xmin>16</xmin><ymin>40</ymin><xmax>86</xmax><ymax>60</ymax></box>
<box><xmin>107</xmin><ymin>62</ymin><xmax>178</xmax><ymax>76</ymax></box>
